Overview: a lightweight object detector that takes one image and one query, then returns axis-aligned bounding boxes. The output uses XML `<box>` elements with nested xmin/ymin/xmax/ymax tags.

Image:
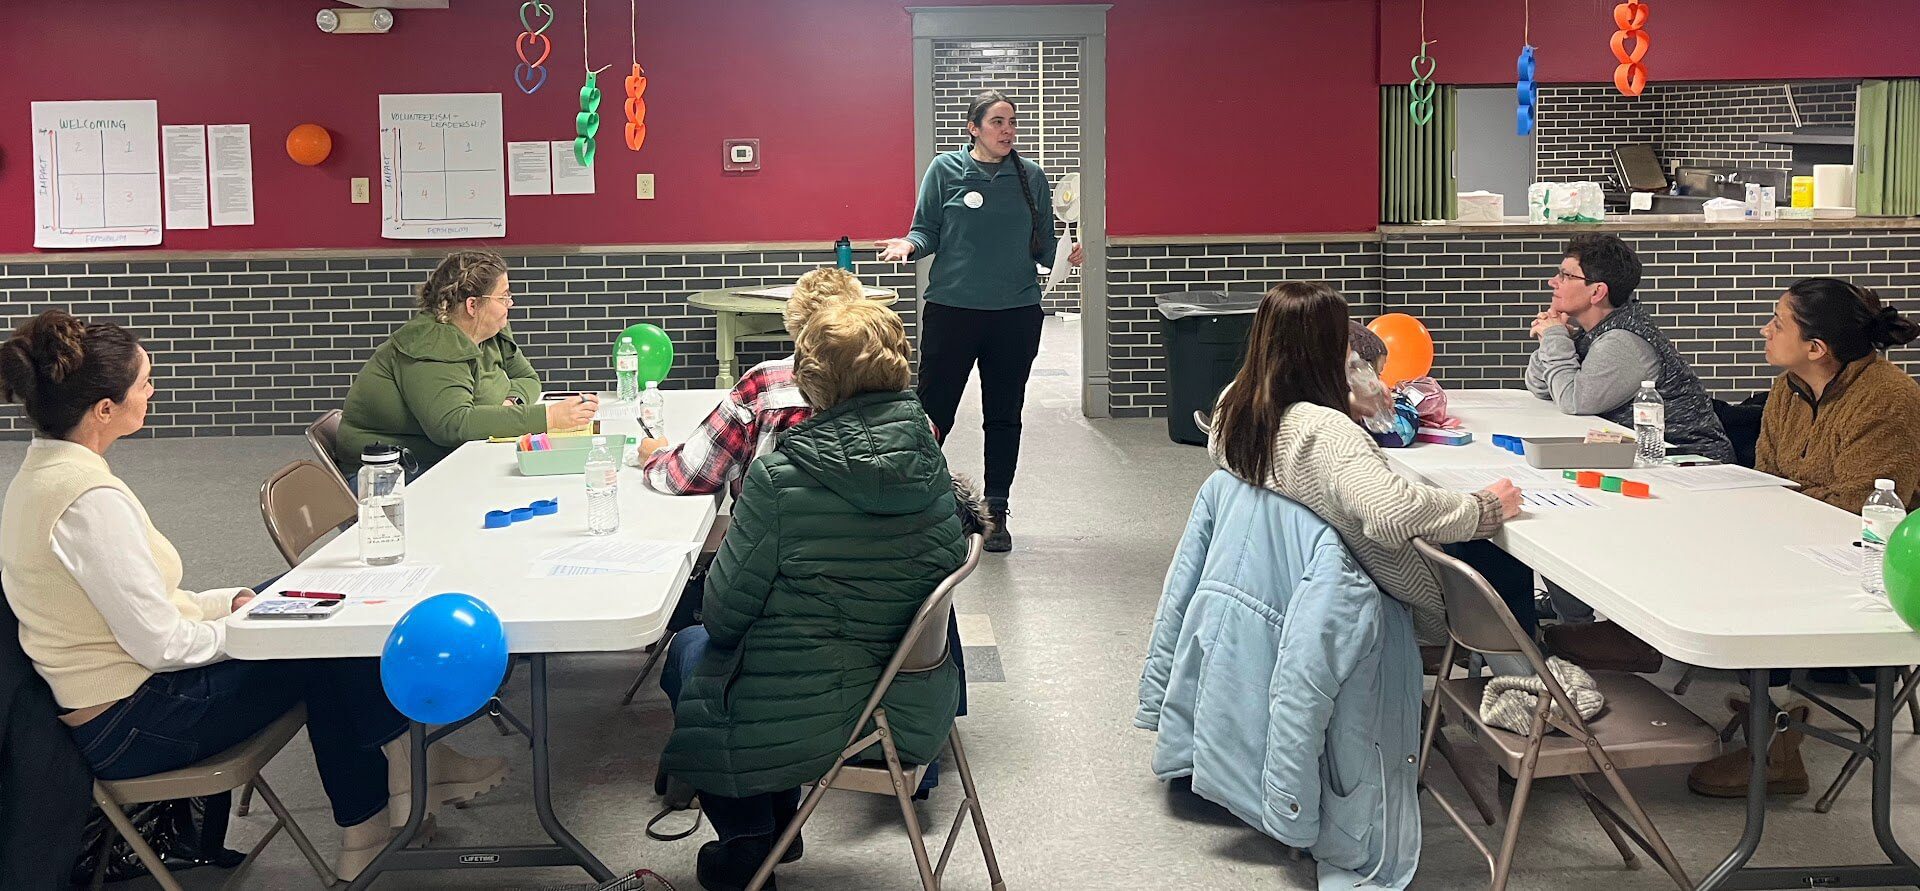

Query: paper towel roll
<box><xmin>1813</xmin><ymin>164</ymin><xmax>1855</xmax><ymax>209</ymax></box>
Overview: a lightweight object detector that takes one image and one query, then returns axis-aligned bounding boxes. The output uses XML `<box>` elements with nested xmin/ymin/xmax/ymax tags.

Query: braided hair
<box><xmin>966</xmin><ymin>90</ymin><xmax>1045</xmax><ymax>260</ymax></box>
<box><xmin>419</xmin><ymin>250</ymin><xmax>509</xmax><ymax>324</ymax></box>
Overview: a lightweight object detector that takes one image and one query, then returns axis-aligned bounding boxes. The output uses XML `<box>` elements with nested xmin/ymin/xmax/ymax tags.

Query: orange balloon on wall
<box><xmin>1368</xmin><ymin>313</ymin><xmax>1435</xmax><ymax>386</ymax></box>
<box><xmin>286</xmin><ymin>124</ymin><xmax>333</xmax><ymax>166</ymax></box>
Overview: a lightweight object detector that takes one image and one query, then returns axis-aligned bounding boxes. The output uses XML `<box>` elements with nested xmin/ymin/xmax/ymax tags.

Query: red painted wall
<box><xmin>1378</xmin><ymin>0</ymin><xmax>1920</xmax><ymax>85</ymax></box>
<box><xmin>0</xmin><ymin>0</ymin><xmax>1383</xmax><ymax>253</ymax></box>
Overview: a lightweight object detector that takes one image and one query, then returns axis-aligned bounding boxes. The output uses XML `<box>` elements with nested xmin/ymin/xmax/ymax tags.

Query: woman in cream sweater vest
<box><xmin>0</xmin><ymin>310</ymin><xmax>503</xmax><ymax>879</ymax></box>
<box><xmin>1208</xmin><ymin>282</ymin><xmax>1527</xmax><ymax>649</ymax></box>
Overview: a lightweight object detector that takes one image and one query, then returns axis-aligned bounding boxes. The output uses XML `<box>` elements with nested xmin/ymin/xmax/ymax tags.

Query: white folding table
<box><xmin>227</xmin><ymin>389</ymin><xmax>726</xmax><ymax>888</ymax></box>
<box><xmin>1387</xmin><ymin>390</ymin><xmax>1920</xmax><ymax>890</ymax></box>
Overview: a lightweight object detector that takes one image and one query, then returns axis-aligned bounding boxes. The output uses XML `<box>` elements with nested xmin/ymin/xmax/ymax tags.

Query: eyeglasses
<box><xmin>1550</xmin><ymin>271</ymin><xmax>1589</xmax><ymax>284</ymax></box>
<box><xmin>476</xmin><ymin>292</ymin><xmax>514</xmax><ymax>306</ymax></box>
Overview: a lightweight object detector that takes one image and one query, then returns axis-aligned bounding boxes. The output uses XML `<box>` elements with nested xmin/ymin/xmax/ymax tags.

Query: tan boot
<box><xmin>384</xmin><ymin>739</ymin><xmax>509</xmax><ymax>827</ymax></box>
<box><xmin>335</xmin><ymin>807</ymin><xmax>435</xmax><ymax>881</ymax></box>
<box><xmin>1688</xmin><ymin>700</ymin><xmax>1811</xmax><ymax>798</ymax></box>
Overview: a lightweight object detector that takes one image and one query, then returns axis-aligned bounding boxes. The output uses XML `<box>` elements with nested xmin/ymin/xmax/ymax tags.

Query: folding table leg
<box><xmin>1698</xmin><ymin>669</ymin><xmax>1775</xmax><ymax>891</ymax></box>
<box><xmin>530</xmin><ymin>655</ymin><xmax>615</xmax><ymax>882</ymax></box>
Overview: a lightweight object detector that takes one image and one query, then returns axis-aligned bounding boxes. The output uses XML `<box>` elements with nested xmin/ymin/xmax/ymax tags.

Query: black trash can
<box><xmin>1157</xmin><ymin>291</ymin><xmax>1262</xmax><ymax>445</ymax></box>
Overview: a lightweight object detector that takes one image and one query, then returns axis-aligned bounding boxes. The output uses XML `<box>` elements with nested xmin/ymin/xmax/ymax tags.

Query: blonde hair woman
<box><xmin>656</xmin><ymin>300</ymin><xmax>966</xmax><ymax>890</ymax></box>
<box><xmin>640</xmin><ymin>266</ymin><xmax>868</xmax><ymax>496</ymax></box>
<box><xmin>336</xmin><ymin>250</ymin><xmax>595</xmax><ymax>474</ymax></box>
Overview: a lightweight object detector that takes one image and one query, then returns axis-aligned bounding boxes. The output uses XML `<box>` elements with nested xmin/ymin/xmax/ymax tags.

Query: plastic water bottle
<box><xmin>615</xmin><ymin>336</ymin><xmax>640</xmax><ymax>404</ymax></box>
<box><xmin>1862</xmin><ymin>479</ymin><xmax>1906</xmax><ymax>597</ymax></box>
<box><xmin>639</xmin><ymin>381</ymin><xmax>665</xmax><ymax>435</ymax></box>
<box><xmin>1632</xmin><ymin>380</ymin><xmax>1666</xmax><ymax>467</ymax></box>
<box><xmin>585</xmin><ymin>436</ymin><xmax>620</xmax><ymax>536</ymax></box>
<box><xmin>357</xmin><ymin>444</ymin><xmax>406</xmax><ymax>565</ymax></box>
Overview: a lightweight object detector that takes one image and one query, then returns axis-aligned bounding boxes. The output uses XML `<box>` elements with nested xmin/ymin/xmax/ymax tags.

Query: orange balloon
<box><xmin>286</xmin><ymin>124</ymin><xmax>333</xmax><ymax>166</ymax></box>
<box><xmin>1368</xmin><ymin>313</ymin><xmax>1435</xmax><ymax>386</ymax></box>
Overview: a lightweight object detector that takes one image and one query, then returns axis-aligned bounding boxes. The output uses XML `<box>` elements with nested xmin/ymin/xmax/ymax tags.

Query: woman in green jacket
<box><xmin>659</xmin><ymin>300</ymin><xmax>966</xmax><ymax>891</ymax></box>
<box><xmin>335</xmin><ymin>250</ymin><xmax>596</xmax><ymax>474</ymax></box>
<box><xmin>876</xmin><ymin>89</ymin><xmax>1083</xmax><ymax>553</ymax></box>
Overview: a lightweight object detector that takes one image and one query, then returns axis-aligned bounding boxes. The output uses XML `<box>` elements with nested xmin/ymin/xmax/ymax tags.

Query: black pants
<box><xmin>1444</xmin><ymin>540</ymin><xmax>1541</xmax><ymax>638</ymax></box>
<box><xmin>916</xmin><ymin>302</ymin><xmax>1046</xmax><ymax>500</ymax></box>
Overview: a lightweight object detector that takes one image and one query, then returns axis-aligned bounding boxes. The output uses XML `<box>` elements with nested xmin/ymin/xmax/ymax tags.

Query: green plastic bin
<box><xmin>515</xmin><ymin>435</ymin><xmax>635</xmax><ymax>476</ymax></box>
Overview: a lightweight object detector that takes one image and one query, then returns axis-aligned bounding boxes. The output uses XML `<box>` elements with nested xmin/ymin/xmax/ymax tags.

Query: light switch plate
<box><xmin>350</xmin><ymin>177</ymin><xmax>371</xmax><ymax>204</ymax></box>
<box><xmin>636</xmin><ymin>173</ymin><xmax>655</xmax><ymax>199</ymax></box>
<box><xmin>723</xmin><ymin>138</ymin><xmax>760</xmax><ymax>172</ymax></box>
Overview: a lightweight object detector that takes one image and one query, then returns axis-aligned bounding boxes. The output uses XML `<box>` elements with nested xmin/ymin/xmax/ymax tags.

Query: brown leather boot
<box><xmin>1687</xmin><ymin>700</ymin><xmax>1810</xmax><ymax>797</ymax></box>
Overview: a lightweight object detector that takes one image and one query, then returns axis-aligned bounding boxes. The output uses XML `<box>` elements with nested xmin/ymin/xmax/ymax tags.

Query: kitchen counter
<box><xmin>1379</xmin><ymin>214</ymin><xmax>1920</xmax><ymax>236</ymax></box>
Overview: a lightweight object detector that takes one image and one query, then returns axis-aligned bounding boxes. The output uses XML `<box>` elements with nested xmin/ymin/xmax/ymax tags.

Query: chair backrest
<box><xmin>259</xmin><ymin>460</ymin><xmax>358</xmax><ymax>567</ymax></box>
<box><xmin>1711</xmin><ymin>396</ymin><xmax>1766</xmax><ymax>469</ymax></box>
<box><xmin>305</xmin><ymin>410</ymin><xmax>352</xmax><ymax>497</ymax></box>
<box><xmin>1411</xmin><ymin>538</ymin><xmax>1552</xmax><ymax>676</ymax></box>
<box><xmin>1193</xmin><ymin>409</ymin><xmax>1212</xmax><ymax>435</ymax></box>
<box><xmin>844</xmin><ymin>534</ymin><xmax>984</xmax><ymax>746</ymax></box>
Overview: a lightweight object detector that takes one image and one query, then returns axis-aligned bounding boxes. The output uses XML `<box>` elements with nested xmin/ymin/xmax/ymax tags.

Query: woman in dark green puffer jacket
<box><xmin>660</xmin><ymin>300</ymin><xmax>964</xmax><ymax>891</ymax></box>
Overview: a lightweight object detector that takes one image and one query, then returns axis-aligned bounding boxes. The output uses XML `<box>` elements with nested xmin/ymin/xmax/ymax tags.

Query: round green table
<box><xmin>688</xmin><ymin>286</ymin><xmax>900</xmax><ymax>387</ymax></box>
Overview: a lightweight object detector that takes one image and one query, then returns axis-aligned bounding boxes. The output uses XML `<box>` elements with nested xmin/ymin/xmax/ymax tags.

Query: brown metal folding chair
<box><xmin>745</xmin><ymin>534</ymin><xmax>1004</xmax><ymax>891</ymax></box>
<box><xmin>259</xmin><ymin>460</ymin><xmax>357</xmax><ymax>566</ymax></box>
<box><xmin>88</xmin><ymin>706</ymin><xmax>335</xmax><ymax>891</ymax></box>
<box><xmin>305</xmin><ymin>409</ymin><xmax>353</xmax><ymax>500</ymax></box>
<box><xmin>1412</xmin><ymin>539</ymin><xmax>1717</xmax><ymax>891</ymax></box>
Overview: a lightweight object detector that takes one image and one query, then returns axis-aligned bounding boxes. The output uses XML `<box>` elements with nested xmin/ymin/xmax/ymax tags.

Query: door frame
<box><xmin>908</xmin><ymin>4</ymin><xmax>1113</xmax><ymax>418</ymax></box>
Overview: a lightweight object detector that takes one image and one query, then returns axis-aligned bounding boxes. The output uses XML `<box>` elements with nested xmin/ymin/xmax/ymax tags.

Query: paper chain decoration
<box><xmin>625</xmin><ymin>64</ymin><xmax>648</xmax><ymax>151</ymax></box>
<box><xmin>576</xmin><ymin>71</ymin><xmax>603</xmax><ymax>167</ymax></box>
<box><xmin>1516</xmin><ymin>45</ymin><xmax>1537</xmax><ymax>135</ymax></box>
<box><xmin>1408</xmin><ymin>42</ymin><xmax>1437</xmax><ymax>126</ymax></box>
<box><xmin>1611</xmin><ymin>0</ymin><xmax>1650</xmax><ymax>97</ymax></box>
<box><xmin>514</xmin><ymin>2</ymin><xmax>553</xmax><ymax>95</ymax></box>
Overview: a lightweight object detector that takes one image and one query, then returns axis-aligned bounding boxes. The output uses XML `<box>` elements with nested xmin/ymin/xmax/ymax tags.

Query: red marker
<box><xmin>281</xmin><ymin>590</ymin><xmax>346</xmax><ymax>601</ymax></box>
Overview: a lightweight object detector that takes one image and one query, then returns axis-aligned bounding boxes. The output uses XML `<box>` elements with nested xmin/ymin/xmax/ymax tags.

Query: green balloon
<box><xmin>616</xmin><ymin>323</ymin><xmax>675</xmax><ymax>385</ymax></box>
<box><xmin>1885</xmin><ymin>510</ymin><xmax>1920</xmax><ymax>632</ymax></box>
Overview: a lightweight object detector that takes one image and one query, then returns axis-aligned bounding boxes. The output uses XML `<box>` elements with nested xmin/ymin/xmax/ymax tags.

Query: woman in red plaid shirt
<box><xmin>638</xmin><ymin>268</ymin><xmax>864</xmax><ymax>498</ymax></box>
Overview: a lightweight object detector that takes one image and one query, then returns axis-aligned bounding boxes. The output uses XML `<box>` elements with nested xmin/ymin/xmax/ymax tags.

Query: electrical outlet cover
<box><xmin>350</xmin><ymin>177</ymin><xmax>371</xmax><ymax>204</ymax></box>
<box><xmin>636</xmin><ymin>173</ymin><xmax>655</xmax><ymax>199</ymax></box>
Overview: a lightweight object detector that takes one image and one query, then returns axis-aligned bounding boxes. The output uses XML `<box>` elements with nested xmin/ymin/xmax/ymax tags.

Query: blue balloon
<box><xmin>380</xmin><ymin>593</ymin><xmax>509</xmax><ymax>725</ymax></box>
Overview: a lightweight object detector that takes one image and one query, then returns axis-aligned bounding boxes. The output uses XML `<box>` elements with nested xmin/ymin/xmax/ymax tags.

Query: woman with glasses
<box><xmin>336</xmin><ymin>250</ymin><xmax>596</xmax><ymax>475</ymax></box>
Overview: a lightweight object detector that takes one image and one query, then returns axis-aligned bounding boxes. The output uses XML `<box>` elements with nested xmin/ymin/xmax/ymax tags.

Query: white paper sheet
<box><xmin>1520</xmin><ymin>490</ymin><xmax>1605</xmax><ymax>511</ymax></box>
<box><xmin>507</xmin><ymin>141</ymin><xmax>552</xmax><ymax>195</ymax></box>
<box><xmin>550</xmin><ymin>140</ymin><xmax>595</xmax><ymax>195</ymax></box>
<box><xmin>270</xmin><ymin>564</ymin><xmax>440</xmax><ymax>601</ymax></box>
<box><xmin>1617</xmin><ymin>464</ymin><xmax>1800</xmax><ymax>492</ymax></box>
<box><xmin>736</xmin><ymin>285</ymin><xmax>894</xmax><ymax>300</ymax></box>
<box><xmin>1419</xmin><ymin>465</ymin><xmax>1575</xmax><ymax>491</ymax></box>
<box><xmin>31</xmin><ymin>100</ymin><xmax>163</xmax><ymax>248</ymax></box>
<box><xmin>206</xmin><ymin>124</ymin><xmax>254</xmax><ymax>226</ymax></box>
<box><xmin>530</xmin><ymin>539</ymin><xmax>698</xmax><ymax>576</ymax></box>
<box><xmin>1789</xmin><ymin>544</ymin><xmax>1861</xmax><ymax>578</ymax></box>
<box><xmin>380</xmin><ymin>93</ymin><xmax>506</xmax><ymax>239</ymax></box>
<box><xmin>161</xmin><ymin>125</ymin><xmax>208</xmax><ymax>230</ymax></box>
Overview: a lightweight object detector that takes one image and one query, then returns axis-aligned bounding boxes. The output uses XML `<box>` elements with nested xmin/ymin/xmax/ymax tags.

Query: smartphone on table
<box><xmin>248</xmin><ymin>597</ymin><xmax>345</xmax><ymax>620</ymax></box>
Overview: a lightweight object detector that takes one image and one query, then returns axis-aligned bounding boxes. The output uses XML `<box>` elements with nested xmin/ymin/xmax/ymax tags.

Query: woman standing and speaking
<box><xmin>877</xmin><ymin>89</ymin><xmax>1083</xmax><ymax>553</ymax></box>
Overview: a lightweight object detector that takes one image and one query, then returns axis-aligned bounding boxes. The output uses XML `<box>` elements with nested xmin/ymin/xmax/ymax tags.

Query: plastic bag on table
<box><xmin>1371</xmin><ymin>397</ymin><xmax>1421</xmax><ymax>449</ymax></box>
<box><xmin>1396</xmin><ymin>376</ymin><xmax>1460</xmax><ymax>429</ymax></box>
<box><xmin>1348</xmin><ymin>352</ymin><xmax>1397</xmax><ymax>434</ymax></box>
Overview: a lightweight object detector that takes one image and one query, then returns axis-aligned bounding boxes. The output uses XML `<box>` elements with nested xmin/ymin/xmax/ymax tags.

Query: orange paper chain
<box><xmin>625</xmin><ymin>64</ymin><xmax>648</xmax><ymax>151</ymax></box>
<box><xmin>1611</xmin><ymin>1</ymin><xmax>1650</xmax><ymax>97</ymax></box>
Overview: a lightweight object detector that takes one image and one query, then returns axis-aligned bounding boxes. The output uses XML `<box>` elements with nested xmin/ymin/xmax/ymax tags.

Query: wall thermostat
<box><xmin>723</xmin><ymin>139</ymin><xmax>760</xmax><ymax>172</ymax></box>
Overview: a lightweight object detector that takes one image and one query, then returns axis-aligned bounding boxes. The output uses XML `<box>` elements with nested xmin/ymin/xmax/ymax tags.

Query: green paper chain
<box><xmin>575</xmin><ymin>70</ymin><xmax>602</xmax><ymax>167</ymax></box>
<box><xmin>1409</xmin><ymin>41</ymin><xmax>1437</xmax><ymax>126</ymax></box>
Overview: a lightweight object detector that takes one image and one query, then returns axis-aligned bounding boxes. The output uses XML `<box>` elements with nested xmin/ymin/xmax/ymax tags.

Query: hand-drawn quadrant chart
<box><xmin>31</xmin><ymin>100</ymin><xmax>163</xmax><ymax>248</ymax></box>
<box><xmin>380</xmin><ymin>93</ymin><xmax>506</xmax><ymax>239</ymax></box>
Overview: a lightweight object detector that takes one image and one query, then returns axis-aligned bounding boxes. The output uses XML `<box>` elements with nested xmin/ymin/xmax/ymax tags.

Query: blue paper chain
<box><xmin>1516</xmin><ymin>45</ymin><xmax>1537</xmax><ymax>136</ymax></box>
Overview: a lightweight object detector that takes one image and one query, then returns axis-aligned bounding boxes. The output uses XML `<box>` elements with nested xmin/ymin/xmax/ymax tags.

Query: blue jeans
<box><xmin>68</xmin><ymin>658</ymin><xmax>408</xmax><ymax>827</ymax></box>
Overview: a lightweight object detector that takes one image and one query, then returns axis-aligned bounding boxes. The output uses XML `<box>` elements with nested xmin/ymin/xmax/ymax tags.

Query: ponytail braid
<box><xmin>1007</xmin><ymin>149</ymin><xmax>1045</xmax><ymax>259</ymax></box>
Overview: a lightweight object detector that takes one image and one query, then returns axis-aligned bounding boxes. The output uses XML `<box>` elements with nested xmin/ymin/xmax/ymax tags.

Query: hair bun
<box><xmin>1872</xmin><ymin>304</ymin><xmax>1920</xmax><ymax>349</ymax></box>
<box><xmin>23</xmin><ymin>310</ymin><xmax>89</xmax><ymax>384</ymax></box>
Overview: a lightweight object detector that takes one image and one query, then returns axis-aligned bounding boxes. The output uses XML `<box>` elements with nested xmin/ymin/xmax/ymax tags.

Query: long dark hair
<box><xmin>1215</xmin><ymin>282</ymin><xmax>1354</xmax><ymax>486</ymax></box>
<box><xmin>966</xmin><ymin>90</ymin><xmax>1045</xmax><ymax>259</ymax></box>
<box><xmin>1786</xmin><ymin>277</ymin><xmax>1920</xmax><ymax>365</ymax></box>
<box><xmin>0</xmin><ymin>309</ymin><xmax>144</xmax><ymax>439</ymax></box>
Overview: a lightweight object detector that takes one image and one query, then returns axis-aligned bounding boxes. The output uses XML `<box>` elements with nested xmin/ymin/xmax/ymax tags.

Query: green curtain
<box><xmin>1380</xmin><ymin>84</ymin><xmax>1457</xmax><ymax>224</ymax></box>
<box><xmin>1857</xmin><ymin>79</ymin><xmax>1920</xmax><ymax>217</ymax></box>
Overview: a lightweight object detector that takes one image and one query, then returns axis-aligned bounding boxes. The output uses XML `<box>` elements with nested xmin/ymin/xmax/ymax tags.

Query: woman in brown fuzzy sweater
<box><xmin>1755</xmin><ymin>277</ymin><xmax>1920</xmax><ymax>511</ymax></box>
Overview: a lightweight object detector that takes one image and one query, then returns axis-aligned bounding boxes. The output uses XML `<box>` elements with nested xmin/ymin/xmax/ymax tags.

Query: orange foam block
<box><xmin>1575</xmin><ymin>471</ymin><xmax>1604</xmax><ymax>488</ymax></box>
<box><xmin>1621</xmin><ymin>480</ymin><xmax>1651</xmax><ymax>498</ymax></box>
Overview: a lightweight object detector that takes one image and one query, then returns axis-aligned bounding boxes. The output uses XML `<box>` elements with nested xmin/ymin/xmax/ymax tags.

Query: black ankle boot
<box><xmin>696</xmin><ymin>835</ymin><xmax>779</xmax><ymax>891</ymax></box>
<box><xmin>984</xmin><ymin>497</ymin><xmax>1012</xmax><ymax>552</ymax></box>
